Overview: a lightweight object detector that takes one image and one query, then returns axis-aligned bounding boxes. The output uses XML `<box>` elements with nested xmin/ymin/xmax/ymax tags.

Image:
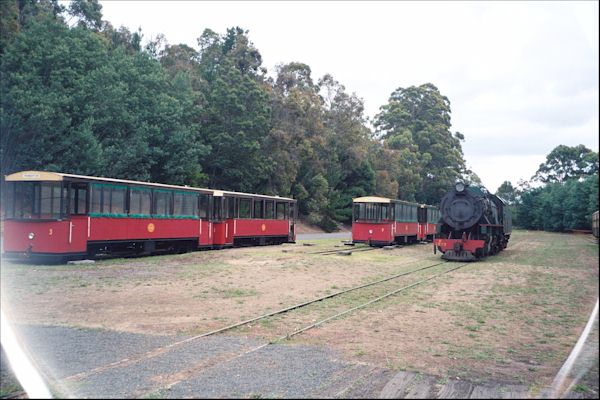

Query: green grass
<box><xmin>211</xmin><ymin>287</ymin><xmax>259</xmax><ymax>298</ymax></box>
<box><xmin>572</xmin><ymin>383</ymin><xmax>592</xmax><ymax>393</ymax></box>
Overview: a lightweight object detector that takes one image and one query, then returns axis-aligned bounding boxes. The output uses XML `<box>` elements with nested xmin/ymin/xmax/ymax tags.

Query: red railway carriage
<box><xmin>418</xmin><ymin>204</ymin><xmax>440</xmax><ymax>242</ymax></box>
<box><xmin>210</xmin><ymin>189</ymin><xmax>297</xmax><ymax>247</ymax></box>
<box><xmin>2</xmin><ymin>171</ymin><xmax>296</xmax><ymax>262</ymax></box>
<box><xmin>351</xmin><ymin>196</ymin><xmax>439</xmax><ymax>246</ymax></box>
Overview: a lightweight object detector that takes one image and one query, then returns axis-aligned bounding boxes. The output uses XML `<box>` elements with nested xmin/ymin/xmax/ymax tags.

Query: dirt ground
<box><xmin>1</xmin><ymin>230</ymin><xmax>598</xmax><ymax>394</ymax></box>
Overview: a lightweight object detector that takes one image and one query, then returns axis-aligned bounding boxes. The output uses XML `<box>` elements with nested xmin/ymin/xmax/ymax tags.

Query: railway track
<box><xmin>134</xmin><ymin>261</ymin><xmax>471</xmax><ymax>398</ymax></box>
<box><xmin>63</xmin><ymin>258</ymin><xmax>467</xmax><ymax>384</ymax></box>
<box><xmin>250</xmin><ymin>261</ymin><xmax>470</xmax><ymax>346</ymax></box>
<box><xmin>306</xmin><ymin>246</ymin><xmax>378</xmax><ymax>255</ymax></box>
<box><xmin>301</xmin><ymin>241</ymin><xmax>407</xmax><ymax>255</ymax></box>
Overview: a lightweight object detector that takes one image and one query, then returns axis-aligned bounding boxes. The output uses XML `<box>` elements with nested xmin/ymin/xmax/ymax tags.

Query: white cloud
<box><xmin>98</xmin><ymin>0</ymin><xmax>599</xmax><ymax>192</ymax></box>
<box><xmin>467</xmin><ymin>154</ymin><xmax>547</xmax><ymax>193</ymax></box>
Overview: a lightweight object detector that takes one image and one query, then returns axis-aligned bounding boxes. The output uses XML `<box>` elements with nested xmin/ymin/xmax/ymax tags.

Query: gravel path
<box><xmin>164</xmin><ymin>344</ymin><xmax>349</xmax><ymax>398</ymax></box>
<box><xmin>8</xmin><ymin>323</ymin><xmax>596</xmax><ymax>398</ymax></box>
<box><xmin>11</xmin><ymin>324</ymin><xmax>363</xmax><ymax>398</ymax></box>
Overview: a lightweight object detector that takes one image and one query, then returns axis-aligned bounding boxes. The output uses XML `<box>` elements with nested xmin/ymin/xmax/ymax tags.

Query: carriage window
<box><xmin>254</xmin><ymin>200</ymin><xmax>263</xmax><ymax>219</ymax></box>
<box><xmin>182</xmin><ymin>193</ymin><xmax>198</xmax><ymax>217</ymax></box>
<box><xmin>61</xmin><ymin>185</ymin><xmax>68</xmax><ymax>215</ymax></box>
<box><xmin>173</xmin><ymin>192</ymin><xmax>197</xmax><ymax>217</ymax></box>
<box><xmin>13</xmin><ymin>182</ymin><xmax>34</xmax><ymax>218</ymax></box>
<box><xmin>69</xmin><ymin>184</ymin><xmax>88</xmax><ymax>215</ymax></box>
<box><xmin>265</xmin><ymin>201</ymin><xmax>274</xmax><ymax>219</ymax></box>
<box><xmin>40</xmin><ymin>183</ymin><xmax>52</xmax><ymax>217</ymax></box>
<box><xmin>110</xmin><ymin>187</ymin><xmax>126</xmax><ymax>215</ymax></box>
<box><xmin>90</xmin><ymin>184</ymin><xmax>127</xmax><ymax>216</ymax></box>
<box><xmin>130</xmin><ymin>188</ymin><xmax>151</xmax><ymax>216</ymax></box>
<box><xmin>3</xmin><ymin>182</ymin><xmax>15</xmax><ymax>217</ymax></box>
<box><xmin>222</xmin><ymin>197</ymin><xmax>230</xmax><ymax>218</ymax></box>
<box><xmin>276</xmin><ymin>202</ymin><xmax>287</xmax><ymax>219</ymax></box>
<box><xmin>354</xmin><ymin>203</ymin><xmax>367</xmax><ymax>221</ymax></box>
<box><xmin>226</xmin><ymin>196</ymin><xmax>235</xmax><ymax>219</ymax></box>
<box><xmin>239</xmin><ymin>198</ymin><xmax>252</xmax><ymax>219</ymax></box>
<box><xmin>91</xmin><ymin>185</ymin><xmax>102</xmax><ymax>213</ymax></box>
<box><xmin>381</xmin><ymin>204</ymin><xmax>389</xmax><ymax>220</ymax></box>
<box><xmin>357</xmin><ymin>203</ymin><xmax>366</xmax><ymax>220</ymax></box>
<box><xmin>7</xmin><ymin>181</ymin><xmax>67</xmax><ymax>219</ymax></box>
<box><xmin>213</xmin><ymin>197</ymin><xmax>223</xmax><ymax>220</ymax></box>
<box><xmin>174</xmin><ymin>193</ymin><xmax>184</xmax><ymax>217</ymax></box>
<box><xmin>365</xmin><ymin>203</ymin><xmax>380</xmax><ymax>220</ymax></box>
<box><xmin>153</xmin><ymin>190</ymin><xmax>173</xmax><ymax>216</ymax></box>
<box><xmin>39</xmin><ymin>183</ymin><xmax>62</xmax><ymax>218</ymax></box>
<box><xmin>428</xmin><ymin>208</ymin><xmax>437</xmax><ymax>222</ymax></box>
<box><xmin>199</xmin><ymin>194</ymin><xmax>210</xmax><ymax>219</ymax></box>
<box><xmin>222</xmin><ymin>197</ymin><xmax>228</xmax><ymax>218</ymax></box>
<box><xmin>289</xmin><ymin>202</ymin><xmax>296</xmax><ymax>220</ymax></box>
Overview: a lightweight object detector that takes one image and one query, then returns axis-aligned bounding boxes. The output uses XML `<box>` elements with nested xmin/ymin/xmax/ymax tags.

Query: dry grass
<box><xmin>1</xmin><ymin>230</ymin><xmax>597</xmax><ymax>390</ymax></box>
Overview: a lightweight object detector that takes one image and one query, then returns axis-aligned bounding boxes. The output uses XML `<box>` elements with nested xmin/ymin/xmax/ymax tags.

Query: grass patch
<box><xmin>212</xmin><ymin>287</ymin><xmax>259</xmax><ymax>298</ymax></box>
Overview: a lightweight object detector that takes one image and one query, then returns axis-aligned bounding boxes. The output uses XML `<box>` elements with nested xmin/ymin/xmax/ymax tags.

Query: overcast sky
<box><xmin>99</xmin><ymin>1</ymin><xmax>599</xmax><ymax>192</ymax></box>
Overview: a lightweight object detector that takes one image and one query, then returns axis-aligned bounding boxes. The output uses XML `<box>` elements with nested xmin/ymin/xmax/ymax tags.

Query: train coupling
<box><xmin>441</xmin><ymin>249</ymin><xmax>477</xmax><ymax>262</ymax></box>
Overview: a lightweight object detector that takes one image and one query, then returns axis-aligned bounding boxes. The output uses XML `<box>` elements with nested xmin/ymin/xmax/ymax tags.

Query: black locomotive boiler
<box><xmin>434</xmin><ymin>182</ymin><xmax>512</xmax><ymax>261</ymax></box>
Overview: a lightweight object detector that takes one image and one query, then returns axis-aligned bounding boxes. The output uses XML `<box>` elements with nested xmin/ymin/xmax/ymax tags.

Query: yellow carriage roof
<box><xmin>352</xmin><ymin>195</ymin><xmax>438</xmax><ymax>209</ymax></box>
<box><xmin>4</xmin><ymin>171</ymin><xmax>295</xmax><ymax>202</ymax></box>
<box><xmin>352</xmin><ymin>196</ymin><xmax>391</xmax><ymax>203</ymax></box>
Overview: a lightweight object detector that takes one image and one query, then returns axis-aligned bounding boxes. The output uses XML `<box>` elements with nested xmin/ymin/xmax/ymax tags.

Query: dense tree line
<box><xmin>2</xmin><ymin>0</ymin><xmax>479</xmax><ymax>230</ymax></box>
<box><xmin>495</xmin><ymin>145</ymin><xmax>599</xmax><ymax>231</ymax></box>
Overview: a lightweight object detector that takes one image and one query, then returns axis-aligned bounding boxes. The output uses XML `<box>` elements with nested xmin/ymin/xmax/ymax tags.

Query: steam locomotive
<box><xmin>434</xmin><ymin>182</ymin><xmax>512</xmax><ymax>261</ymax></box>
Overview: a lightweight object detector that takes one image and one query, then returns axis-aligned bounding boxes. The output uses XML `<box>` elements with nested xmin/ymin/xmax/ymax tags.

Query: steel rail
<box><xmin>273</xmin><ymin>262</ymin><xmax>469</xmax><ymax>342</ymax></box>
<box><xmin>230</xmin><ymin>262</ymin><xmax>471</xmax><ymax>358</ymax></box>
<box><xmin>305</xmin><ymin>245</ymin><xmax>371</xmax><ymax>255</ymax></box>
<box><xmin>63</xmin><ymin>259</ymin><xmax>448</xmax><ymax>382</ymax></box>
<box><xmin>136</xmin><ymin>262</ymin><xmax>470</xmax><ymax>399</ymax></box>
<box><xmin>178</xmin><ymin>259</ymin><xmax>448</xmax><ymax>340</ymax></box>
<box><xmin>307</xmin><ymin>246</ymin><xmax>391</xmax><ymax>255</ymax></box>
<box><xmin>322</xmin><ymin>247</ymin><xmax>378</xmax><ymax>255</ymax></box>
